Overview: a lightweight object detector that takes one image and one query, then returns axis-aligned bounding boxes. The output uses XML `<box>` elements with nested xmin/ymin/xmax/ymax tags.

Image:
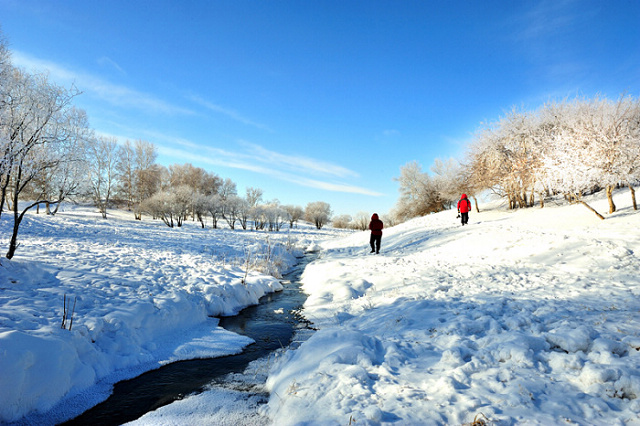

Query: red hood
<box><xmin>371</xmin><ymin>213</ymin><xmax>379</xmax><ymax>220</ymax></box>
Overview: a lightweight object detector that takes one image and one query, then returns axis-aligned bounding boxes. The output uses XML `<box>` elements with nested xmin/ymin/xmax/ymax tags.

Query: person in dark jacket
<box><xmin>369</xmin><ymin>213</ymin><xmax>383</xmax><ymax>254</ymax></box>
<box><xmin>457</xmin><ymin>194</ymin><xmax>471</xmax><ymax>226</ymax></box>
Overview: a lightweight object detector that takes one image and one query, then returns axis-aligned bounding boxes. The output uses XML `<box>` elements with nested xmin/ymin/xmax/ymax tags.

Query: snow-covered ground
<box><xmin>125</xmin><ymin>191</ymin><xmax>640</xmax><ymax>426</ymax></box>
<box><xmin>0</xmin><ymin>206</ymin><xmax>348</xmax><ymax>424</ymax></box>
<box><xmin>261</xmin><ymin>191</ymin><xmax>640</xmax><ymax>425</ymax></box>
<box><xmin>3</xmin><ymin>189</ymin><xmax>640</xmax><ymax>425</ymax></box>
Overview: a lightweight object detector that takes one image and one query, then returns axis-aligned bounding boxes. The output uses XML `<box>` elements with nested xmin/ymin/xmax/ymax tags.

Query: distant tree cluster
<box><xmin>0</xmin><ymin>33</ymin><xmax>328</xmax><ymax>259</ymax></box>
<box><xmin>393</xmin><ymin>95</ymin><xmax>640</xmax><ymax>222</ymax></box>
<box><xmin>331</xmin><ymin>211</ymin><xmax>397</xmax><ymax>231</ymax></box>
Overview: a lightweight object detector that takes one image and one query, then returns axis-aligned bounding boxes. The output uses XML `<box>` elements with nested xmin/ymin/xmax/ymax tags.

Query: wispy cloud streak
<box><xmin>150</xmin><ymin>135</ymin><xmax>380</xmax><ymax>196</ymax></box>
<box><xmin>188</xmin><ymin>94</ymin><xmax>271</xmax><ymax>131</ymax></box>
<box><xmin>11</xmin><ymin>50</ymin><xmax>193</xmax><ymax>115</ymax></box>
<box><xmin>239</xmin><ymin>141</ymin><xmax>359</xmax><ymax>179</ymax></box>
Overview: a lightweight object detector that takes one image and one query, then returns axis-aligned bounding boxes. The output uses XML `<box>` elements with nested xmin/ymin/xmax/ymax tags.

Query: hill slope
<box><xmin>264</xmin><ymin>191</ymin><xmax>640</xmax><ymax>425</ymax></box>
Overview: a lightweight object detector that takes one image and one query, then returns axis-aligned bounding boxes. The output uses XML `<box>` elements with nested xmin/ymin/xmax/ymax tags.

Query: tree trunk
<box><xmin>6</xmin><ymin>212</ymin><xmax>22</xmax><ymax>259</ymax></box>
<box><xmin>606</xmin><ymin>184</ymin><xmax>616</xmax><ymax>214</ymax></box>
<box><xmin>472</xmin><ymin>196</ymin><xmax>480</xmax><ymax>213</ymax></box>
<box><xmin>579</xmin><ymin>200</ymin><xmax>605</xmax><ymax>220</ymax></box>
<box><xmin>529</xmin><ymin>188</ymin><xmax>535</xmax><ymax>207</ymax></box>
<box><xmin>538</xmin><ymin>193</ymin><xmax>545</xmax><ymax>208</ymax></box>
<box><xmin>629</xmin><ymin>184</ymin><xmax>637</xmax><ymax>210</ymax></box>
<box><xmin>7</xmin><ymin>199</ymin><xmax>62</xmax><ymax>259</ymax></box>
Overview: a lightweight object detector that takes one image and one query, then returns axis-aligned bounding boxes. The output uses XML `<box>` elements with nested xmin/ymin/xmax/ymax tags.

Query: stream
<box><xmin>62</xmin><ymin>253</ymin><xmax>316</xmax><ymax>426</ymax></box>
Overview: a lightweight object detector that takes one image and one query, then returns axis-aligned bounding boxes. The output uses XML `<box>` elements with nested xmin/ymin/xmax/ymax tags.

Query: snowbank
<box><xmin>264</xmin><ymin>191</ymin><xmax>640</xmax><ymax>425</ymax></box>
<box><xmin>0</xmin><ymin>206</ymin><xmax>348</xmax><ymax>424</ymax></box>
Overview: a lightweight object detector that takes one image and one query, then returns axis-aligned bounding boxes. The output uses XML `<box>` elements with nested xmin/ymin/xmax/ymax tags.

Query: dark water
<box><xmin>61</xmin><ymin>255</ymin><xmax>315</xmax><ymax>426</ymax></box>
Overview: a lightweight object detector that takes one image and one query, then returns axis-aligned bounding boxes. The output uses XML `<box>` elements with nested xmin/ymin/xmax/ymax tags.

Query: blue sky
<box><xmin>1</xmin><ymin>1</ymin><xmax>639</xmax><ymax>216</ymax></box>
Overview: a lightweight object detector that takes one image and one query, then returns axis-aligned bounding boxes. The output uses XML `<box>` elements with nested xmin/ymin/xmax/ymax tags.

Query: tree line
<box><xmin>393</xmin><ymin>95</ymin><xmax>640</xmax><ymax>222</ymax></box>
<box><xmin>0</xmin><ymin>34</ymin><xmax>332</xmax><ymax>259</ymax></box>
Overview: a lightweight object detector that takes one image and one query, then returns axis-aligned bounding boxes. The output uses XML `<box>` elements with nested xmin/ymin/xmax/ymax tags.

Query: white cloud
<box><xmin>238</xmin><ymin>141</ymin><xmax>359</xmax><ymax>179</ymax></box>
<box><xmin>152</xmin><ymin>136</ymin><xmax>379</xmax><ymax>196</ymax></box>
<box><xmin>10</xmin><ymin>50</ymin><xmax>193</xmax><ymax>115</ymax></box>
<box><xmin>188</xmin><ymin>94</ymin><xmax>271</xmax><ymax>131</ymax></box>
<box><xmin>96</xmin><ymin>56</ymin><xmax>126</xmax><ymax>75</ymax></box>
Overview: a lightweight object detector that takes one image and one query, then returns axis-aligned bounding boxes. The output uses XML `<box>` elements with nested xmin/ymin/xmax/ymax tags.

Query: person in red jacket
<box><xmin>457</xmin><ymin>194</ymin><xmax>471</xmax><ymax>226</ymax></box>
<box><xmin>369</xmin><ymin>213</ymin><xmax>383</xmax><ymax>254</ymax></box>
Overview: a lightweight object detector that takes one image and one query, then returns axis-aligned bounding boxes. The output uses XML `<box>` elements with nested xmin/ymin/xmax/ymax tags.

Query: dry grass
<box><xmin>463</xmin><ymin>412</ymin><xmax>490</xmax><ymax>426</ymax></box>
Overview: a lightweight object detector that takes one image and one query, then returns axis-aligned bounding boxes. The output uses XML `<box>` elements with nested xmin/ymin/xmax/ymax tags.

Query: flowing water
<box><xmin>62</xmin><ymin>254</ymin><xmax>315</xmax><ymax>426</ymax></box>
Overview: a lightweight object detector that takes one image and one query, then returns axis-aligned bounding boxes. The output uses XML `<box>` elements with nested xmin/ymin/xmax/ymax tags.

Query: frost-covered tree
<box><xmin>171</xmin><ymin>185</ymin><xmax>192</xmax><ymax>227</ymax></box>
<box><xmin>393</xmin><ymin>161</ymin><xmax>448</xmax><ymax>220</ymax></box>
<box><xmin>537</xmin><ymin>100</ymin><xmax>604</xmax><ymax>218</ymax></box>
<box><xmin>193</xmin><ymin>193</ymin><xmax>209</xmax><ymax>228</ymax></box>
<box><xmin>264</xmin><ymin>202</ymin><xmax>288</xmax><ymax>232</ymax></box>
<box><xmin>464</xmin><ymin>95</ymin><xmax>640</xmax><ymax>217</ymax></box>
<box><xmin>582</xmin><ymin>95</ymin><xmax>640</xmax><ymax>213</ymax></box>
<box><xmin>466</xmin><ymin>108</ymin><xmax>548</xmax><ymax>210</ymax></box>
<box><xmin>133</xmin><ymin>140</ymin><xmax>160</xmax><ymax>219</ymax></box>
<box><xmin>115</xmin><ymin>140</ymin><xmax>136</xmax><ymax>210</ymax></box>
<box><xmin>431</xmin><ymin>157</ymin><xmax>464</xmax><ymax>208</ymax></box>
<box><xmin>222</xmin><ymin>195</ymin><xmax>243</xmax><ymax>230</ymax></box>
<box><xmin>305</xmin><ymin>201</ymin><xmax>332</xmax><ymax>229</ymax></box>
<box><xmin>352</xmin><ymin>211</ymin><xmax>369</xmax><ymax>231</ymax></box>
<box><xmin>238</xmin><ymin>197</ymin><xmax>251</xmax><ymax>230</ymax></box>
<box><xmin>141</xmin><ymin>190</ymin><xmax>176</xmax><ymax>227</ymax></box>
<box><xmin>204</xmin><ymin>193</ymin><xmax>222</xmax><ymax>229</ymax></box>
<box><xmin>219</xmin><ymin>178</ymin><xmax>237</xmax><ymax>201</ymax></box>
<box><xmin>86</xmin><ymin>135</ymin><xmax>120</xmax><ymax>219</ymax></box>
<box><xmin>25</xmin><ymin>107</ymin><xmax>89</xmax><ymax>215</ymax></box>
<box><xmin>1</xmin><ymin>68</ymin><xmax>83</xmax><ymax>258</ymax></box>
<box><xmin>331</xmin><ymin>214</ymin><xmax>352</xmax><ymax>229</ymax></box>
<box><xmin>283</xmin><ymin>204</ymin><xmax>304</xmax><ymax>228</ymax></box>
<box><xmin>246</xmin><ymin>187</ymin><xmax>263</xmax><ymax>208</ymax></box>
<box><xmin>250</xmin><ymin>204</ymin><xmax>267</xmax><ymax>230</ymax></box>
<box><xmin>622</xmin><ymin>99</ymin><xmax>640</xmax><ymax>210</ymax></box>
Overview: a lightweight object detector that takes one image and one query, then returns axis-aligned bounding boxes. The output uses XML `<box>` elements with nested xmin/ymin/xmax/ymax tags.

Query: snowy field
<box><xmin>262</xmin><ymin>191</ymin><xmax>640</xmax><ymax>425</ymax></box>
<box><xmin>3</xmin><ymin>189</ymin><xmax>640</xmax><ymax>426</ymax></box>
<box><xmin>131</xmin><ymin>190</ymin><xmax>640</xmax><ymax>425</ymax></box>
<box><xmin>0</xmin><ymin>206</ymin><xmax>348</xmax><ymax>424</ymax></box>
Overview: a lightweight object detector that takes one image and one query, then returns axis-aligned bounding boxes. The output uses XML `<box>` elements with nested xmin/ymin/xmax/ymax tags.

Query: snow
<box><xmin>3</xmin><ymin>189</ymin><xmax>640</xmax><ymax>425</ymax></box>
<box><xmin>259</xmin><ymin>191</ymin><xmax>640</xmax><ymax>425</ymax></box>
<box><xmin>0</xmin><ymin>206</ymin><xmax>347</xmax><ymax>424</ymax></box>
